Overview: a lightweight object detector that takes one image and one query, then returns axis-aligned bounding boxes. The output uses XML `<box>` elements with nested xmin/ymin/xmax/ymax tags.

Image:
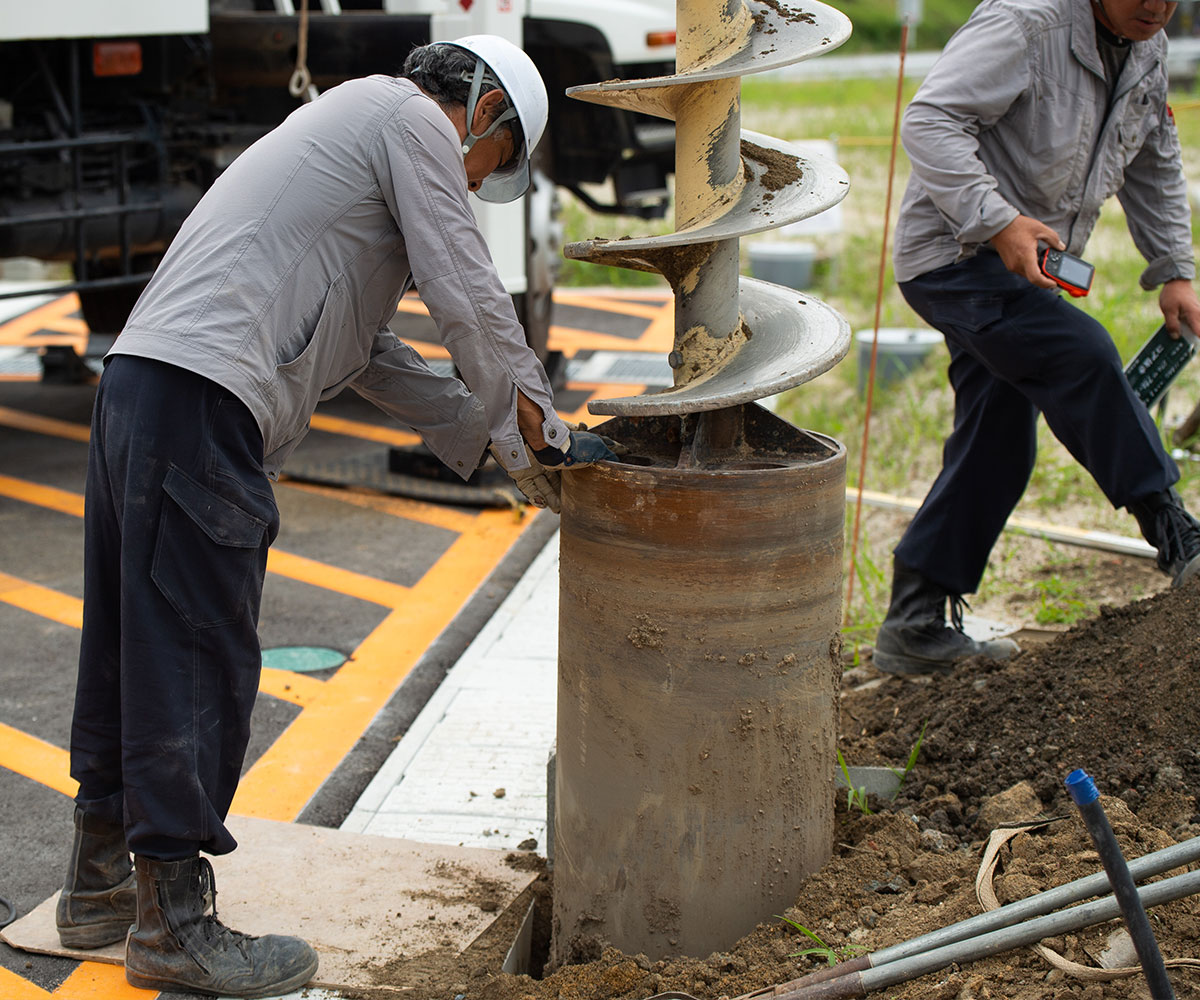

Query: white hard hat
<box><xmin>443</xmin><ymin>35</ymin><xmax>548</xmax><ymax>204</ymax></box>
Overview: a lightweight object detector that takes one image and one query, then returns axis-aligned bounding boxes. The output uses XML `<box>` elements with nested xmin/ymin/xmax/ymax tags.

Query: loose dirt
<box><xmin>341</xmin><ymin>573</ymin><xmax>1200</xmax><ymax>1000</ymax></box>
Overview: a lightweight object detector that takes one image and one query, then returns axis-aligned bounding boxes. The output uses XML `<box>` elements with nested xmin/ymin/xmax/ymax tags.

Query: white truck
<box><xmin>0</xmin><ymin>0</ymin><xmax>676</xmax><ymax>378</ymax></box>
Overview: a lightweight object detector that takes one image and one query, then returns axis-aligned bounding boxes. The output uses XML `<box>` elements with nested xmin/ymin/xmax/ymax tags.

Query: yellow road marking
<box><xmin>0</xmin><ymin>966</ymin><xmax>54</xmax><ymax>1000</ymax></box>
<box><xmin>0</xmin><ymin>475</ymin><xmax>409</xmax><ymax>607</ymax></box>
<box><xmin>0</xmin><ymin>406</ymin><xmax>91</xmax><ymax>442</ymax></box>
<box><xmin>265</xmin><ymin>549</ymin><xmax>409</xmax><ymax>608</ymax></box>
<box><xmin>0</xmin><ymin>722</ymin><xmax>75</xmax><ymax>798</ymax></box>
<box><xmin>548</xmin><ymin>326</ymin><xmax>663</xmax><ymax>353</ymax></box>
<box><xmin>0</xmin><ymin>293</ymin><xmax>83</xmax><ymax>345</ymax></box>
<box><xmin>279</xmin><ymin>480</ymin><xmax>478</xmax><ymax>534</ymax></box>
<box><xmin>308</xmin><ymin>413</ymin><xmax>421</xmax><ymax>448</ymax></box>
<box><xmin>258</xmin><ymin>667</ymin><xmax>325</xmax><ymax>707</ymax></box>
<box><xmin>554</xmin><ymin>290</ymin><xmax>671</xmax><ymax>319</ymax></box>
<box><xmin>54</xmin><ymin>962</ymin><xmax>149</xmax><ymax>999</ymax></box>
<box><xmin>0</xmin><ymin>475</ymin><xmax>85</xmax><ymax>517</ymax></box>
<box><xmin>0</xmin><ymin>572</ymin><xmax>82</xmax><ymax>629</ymax></box>
<box><xmin>230</xmin><ymin>507</ymin><xmax>536</xmax><ymax>819</ymax></box>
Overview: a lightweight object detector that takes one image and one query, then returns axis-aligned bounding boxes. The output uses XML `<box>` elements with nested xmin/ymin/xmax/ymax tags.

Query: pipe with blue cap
<box><xmin>1065</xmin><ymin>768</ymin><xmax>1176</xmax><ymax>1000</ymax></box>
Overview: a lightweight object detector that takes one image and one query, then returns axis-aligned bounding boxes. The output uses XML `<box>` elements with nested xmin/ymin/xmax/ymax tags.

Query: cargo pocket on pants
<box><xmin>152</xmin><ymin>464</ymin><xmax>270</xmax><ymax>630</ymax></box>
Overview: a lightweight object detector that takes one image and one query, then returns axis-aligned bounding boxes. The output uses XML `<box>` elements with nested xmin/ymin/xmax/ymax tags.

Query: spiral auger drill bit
<box><xmin>565</xmin><ymin>0</ymin><xmax>853</xmax><ymax>452</ymax></box>
<box><xmin>551</xmin><ymin>0</ymin><xmax>854</xmax><ymax>963</ymax></box>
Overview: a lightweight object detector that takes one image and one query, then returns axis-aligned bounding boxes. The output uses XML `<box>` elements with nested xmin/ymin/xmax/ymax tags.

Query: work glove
<box><xmin>490</xmin><ymin>443</ymin><xmax>562</xmax><ymax>513</ymax></box>
<box><xmin>533</xmin><ymin>426</ymin><xmax>624</xmax><ymax>469</ymax></box>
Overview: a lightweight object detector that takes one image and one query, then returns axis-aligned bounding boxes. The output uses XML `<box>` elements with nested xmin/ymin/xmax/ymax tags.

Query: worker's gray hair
<box><xmin>402</xmin><ymin>42</ymin><xmax>523</xmax><ymax>159</ymax></box>
<box><xmin>402</xmin><ymin>42</ymin><xmax>482</xmax><ymax>107</ymax></box>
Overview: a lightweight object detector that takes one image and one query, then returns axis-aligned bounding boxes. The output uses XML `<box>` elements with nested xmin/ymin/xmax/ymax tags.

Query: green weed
<box><xmin>776</xmin><ymin>914</ymin><xmax>868</xmax><ymax>966</ymax></box>
<box><xmin>887</xmin><ymin>720</ymin><xmax>927</xmax><ymax>796</ymax></box>
<box><xmin>837</xmin><ymin>747</ymin><xmax>872</xmax><ymax>815</ymax></box>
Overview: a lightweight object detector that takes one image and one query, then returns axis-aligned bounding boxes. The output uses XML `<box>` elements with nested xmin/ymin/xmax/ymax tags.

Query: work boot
<box><xmin>56</xmin><ymin>807</ymin><xmax>137</xmax><ymax>948</ymax></box>
<box><xmin>125</xmin><ymin>855</ymin><xmax>319</xmax><ymax>998</ymax></box>
<box><xmin>1127</xmin><ymin>488</ymin><xmax>1200</xmax><ymax>588</ymax></box>
<box><xmin>873</xmin><ymin>559</ymin><xmax>1020</xmax><ymax>675</ymax></box>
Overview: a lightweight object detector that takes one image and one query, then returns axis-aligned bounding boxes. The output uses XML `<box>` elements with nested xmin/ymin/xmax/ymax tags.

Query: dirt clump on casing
<box><xmin>344</xmin><ymin>579</ymin><xmax>1200</xmax><ymax>1000</ymax></box>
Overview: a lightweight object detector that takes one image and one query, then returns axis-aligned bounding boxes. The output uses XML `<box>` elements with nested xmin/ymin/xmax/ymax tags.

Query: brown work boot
<box><xmin>56</xmin><ymin>807</ymin><xmax>137</xmax><ymax>948</ymax></box>
<box><xmin>125</xmin><ymin>855</ymin><xmax>319</xmax><ymax>998</ymax></box>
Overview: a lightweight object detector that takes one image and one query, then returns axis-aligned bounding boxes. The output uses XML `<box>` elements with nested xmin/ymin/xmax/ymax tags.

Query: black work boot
<box><xmin>56</xmin><ymin>807</ymin><xmax>137</xmax><ymax>948</ymax></box>
<box><xmin>125</xmin><ymin>855</ymin><xmax>319</xmax><ymax>998</ymax></box>
<box><xmin>873</xmin><ymin>559</ymin><xmax>1020</xmax><ymax>675</ymax></box>
<box><xmin>1127</xmin><ymin>488</ymin><xmax>1200</xmax><ymax>588</ymax></box>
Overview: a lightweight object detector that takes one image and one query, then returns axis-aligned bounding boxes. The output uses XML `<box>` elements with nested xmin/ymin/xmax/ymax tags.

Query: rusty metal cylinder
<box><xmin>551</xmin><ymin>409</ymin><xmax>846</xmax><ymax>963</ymax></box>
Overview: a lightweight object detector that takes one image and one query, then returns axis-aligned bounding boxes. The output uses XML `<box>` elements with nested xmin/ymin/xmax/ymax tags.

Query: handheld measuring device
<box><xmin>1039</xmin><ymin>248</ymin><xmax>1095</xmax><ymax>297</ymax></box>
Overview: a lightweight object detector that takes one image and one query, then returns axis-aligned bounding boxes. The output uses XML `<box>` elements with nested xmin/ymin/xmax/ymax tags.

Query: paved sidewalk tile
<box><xmin>342</xmin><ymin>533</ymin><xmax>559</xmax><ymax>853</ymax></box>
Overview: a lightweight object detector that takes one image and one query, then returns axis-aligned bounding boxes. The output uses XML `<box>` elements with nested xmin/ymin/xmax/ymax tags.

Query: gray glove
<box><xmin>490</xmin><ymin>443</ymin><xmax>561</xmax><ymax>513</ymax></box>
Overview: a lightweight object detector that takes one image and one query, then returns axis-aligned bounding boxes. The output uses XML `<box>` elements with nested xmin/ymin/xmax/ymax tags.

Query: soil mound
<box><xmin>347</xmin><ymin>581</ymin><xmax>1200</xmax><ymax>1000</ymax></box>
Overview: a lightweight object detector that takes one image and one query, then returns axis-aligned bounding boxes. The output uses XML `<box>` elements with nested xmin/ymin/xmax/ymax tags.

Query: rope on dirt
<box><xmin>288</xmin><ymin>0</ymin><xmax>316</xmax><ymax>101</ymax></box>
<box><xmin>843</xmin><ymin>18</ymin><xmax>910</xmax><ymax>627</ymax></box>
<box><xmin>976</xmin><ymin>825</ymin><xmax>1200</xmax><ymax>982</ymax></box>
<box><xmin>0</xmin><ymin>893</ymin><xmax>14</xmax><ymax>929</ymax></box>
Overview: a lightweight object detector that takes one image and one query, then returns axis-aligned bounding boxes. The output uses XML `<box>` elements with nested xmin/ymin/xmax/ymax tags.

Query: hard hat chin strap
<box><xmin>460</xmin><ymin>59</ymin><xmax>519</xmax><ymax>156</ymax></box>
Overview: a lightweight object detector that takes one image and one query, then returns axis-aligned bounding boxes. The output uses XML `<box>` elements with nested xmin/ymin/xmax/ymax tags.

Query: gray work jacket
<box><xmin>112</xmin><ymin>76</ymin><xmax>568</xmax><ymax>480</ymax></box>
<box><xmin>893</xmin><ymin>0</ymin><xmax>1195</xmax><ymax>289</ymax></box>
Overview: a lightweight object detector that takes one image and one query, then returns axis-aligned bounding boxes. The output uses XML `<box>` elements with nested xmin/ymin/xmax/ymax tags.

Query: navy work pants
<box><xmin>70</xmin><ymin>356</ymin><xmax>279</xmax><ymax>860</ymax></box>
<box><xmin>894</xmin><ymin>250</ymin><xmax>1176</xmax><ymax>596</ymax></box>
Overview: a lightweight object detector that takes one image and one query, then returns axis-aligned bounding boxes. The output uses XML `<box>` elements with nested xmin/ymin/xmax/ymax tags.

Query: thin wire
<box><xmin>844</xmin><ymin>20</ymin><xmax>910</xmax><ymax>626</ymax></box>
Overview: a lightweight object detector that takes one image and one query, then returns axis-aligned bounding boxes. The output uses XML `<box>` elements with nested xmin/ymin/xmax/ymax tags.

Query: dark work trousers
<box><xmin>894</xmin><ymin>250</ymin><xmax>1177</xmax><ymax>596</ymax></box>
<box><xmin>70</xmin><ymin>355</ymin><xmax>279</xmax><ymax>860</ymax></box>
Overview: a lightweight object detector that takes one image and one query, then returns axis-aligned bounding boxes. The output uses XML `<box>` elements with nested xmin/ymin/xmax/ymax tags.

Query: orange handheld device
<box><xmin>1039</xmin><ymin>248</ymin><xmax>1094</xmax><ymax>297</ymax></box>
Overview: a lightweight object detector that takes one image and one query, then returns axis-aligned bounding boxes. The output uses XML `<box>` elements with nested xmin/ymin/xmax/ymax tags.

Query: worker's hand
<box><xmin>1159</xmin><ymin>279</ymin><xmax>1200</xmax><ymax>341</ymax></box>
<box><xmin>989</xmin><ymin>214</ymin><xmax>1063</xmax><ymax>290</ymax></box>
<box><xmin>490</xmin><ymin>443</ymin><xmax>561</xmax><ymax>513</ymax></box>
<box><xmin>536</xmin><ymin>429</ymin><xmax>621</xmax><ymax>469</ymax></box>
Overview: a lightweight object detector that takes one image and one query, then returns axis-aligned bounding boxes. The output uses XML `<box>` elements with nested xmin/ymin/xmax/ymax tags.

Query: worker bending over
<box><xmin>57</xmin><ymin>35</ymin><xmax>612</xmax><ymax>997</ymax></box>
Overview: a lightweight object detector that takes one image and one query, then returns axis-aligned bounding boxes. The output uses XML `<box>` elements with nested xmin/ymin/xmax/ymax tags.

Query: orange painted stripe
<box><xmin>0</xmin><ymin>475</ymin><xmax>407</xmax><ymax>607</ymax></box>
<box><xmin>308</xmin><ymin>413</ymin><xmax>421</xmax><ymax>448</ymax></box>
<box><xmin>257</xmin><ymin>667</ymin><xmax>325</xmax><ymax>708</ymax></box>
<box><xmin>279</xmin><ymin>480</ymin><xmax>478</xmax><ymax>535</ymax></box>
<box><xmin>554</xmin><ymin>290</ymin><xmax>671</xmax><ymax>319</ymax></box>
<box><xmin>265</xmin><ymin>549</ymin><xmax>409</xmax><ymax>609</ymax></box>
<box><xmin>0</xmin><ymin>721</ymin><xmax>76</xmax><ymax>798</ymax></box>
<box><xmin>0</xmin><ymin>572</ymin><xmax>83</xmax><ymax>629</ymax></box>
<box><xmin>0</xmin><ymin>966</ymin><xmax>54</xmax><ymax>1000</ymax></box>
<box><xmin>230</xmin><ymin>506</ymin><xmax>535</xmax><ymax>819</ymax></box>
<box><xmin>0</xmin><ymin>293</ymin><xmax>81</xmax><ymax>344</ymax></box>
<box><xmin>547</xmin><ymin>326</ymin><xmax>658</xmax><ymax>353</ymax></box>
<box><xmin>55</xmin><ymin>961</ymin><xmax>149</xmax><ymax>999</ymax></box>
<box><xmin>0</xmin><ymin>406</ymin><xmax>91</xmax><ymax>442</ymax></box>
<box><xmin>0</xmin><ymin>475</ymin><xmax>85</xmax><ymax>517</ymax></box>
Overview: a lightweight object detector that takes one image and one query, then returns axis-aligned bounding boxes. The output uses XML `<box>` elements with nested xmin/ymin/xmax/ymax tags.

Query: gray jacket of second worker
<box><xmin>111</xmin><ymin>75</ymin><xmax>568</xmax><ymax>480</ymax></box>
<box><xmin>893</xmin><ymin>0</ymin><xmax>1195</xmax><ymax>288</ymax></box>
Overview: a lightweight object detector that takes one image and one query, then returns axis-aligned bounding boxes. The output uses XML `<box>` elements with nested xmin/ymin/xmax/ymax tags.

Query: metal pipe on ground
<box><xmin>738</xmin><ymin>833</ymin><xmax>1200</xmax><ymax>994</ymax></box>
<box><xmin>772</xmin><ymin>869</ymin><xmax>1200</xmax><ymax>1000</ymax></box>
